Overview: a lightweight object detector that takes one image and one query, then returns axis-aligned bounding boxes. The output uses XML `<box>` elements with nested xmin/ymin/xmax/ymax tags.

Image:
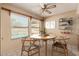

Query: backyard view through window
<box><xmin>11</xmin><ymin>12</ymin><xmax>41</xmax><ymax>39</ymax></box>
<box><xmin>11</xmin><ymin>12</ymin><xmax>29</xmax><ymax>39</ymax></box>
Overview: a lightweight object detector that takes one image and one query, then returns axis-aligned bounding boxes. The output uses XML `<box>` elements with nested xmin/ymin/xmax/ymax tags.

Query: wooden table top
<box><xmin>30</xmin><ymin>35</ymin><xmax>56</xmax><ymax>41</ymax></box>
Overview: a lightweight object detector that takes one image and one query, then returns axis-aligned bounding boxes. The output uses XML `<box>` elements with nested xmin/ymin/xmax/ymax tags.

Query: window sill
<box><xmin>11</xmin><ymin>36</ymin><xmax>28</xmax><ymax>40</ymax></box>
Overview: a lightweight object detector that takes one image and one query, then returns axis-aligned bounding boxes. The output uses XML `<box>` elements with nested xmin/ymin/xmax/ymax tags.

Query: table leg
<box><xmin>45</xmin><ymin>40</ymin><xmax>47</xmax><ymax>56</ymax></box>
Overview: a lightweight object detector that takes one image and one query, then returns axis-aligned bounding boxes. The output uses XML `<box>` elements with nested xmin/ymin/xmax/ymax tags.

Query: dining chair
<box><xmin>52</xmin><ymin>37</ymin><xmax>69</xmax><ymax>56</ymax></box>
<box><xmin>21</xmin><ymin>37</ymin><xmax>40</xmax><ymax>56</ymax></box>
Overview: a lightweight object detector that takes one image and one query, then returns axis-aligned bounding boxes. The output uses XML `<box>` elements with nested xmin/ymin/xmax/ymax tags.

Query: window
<box><xmin>30</xmin><ymin>18</ymin><xmax>41</xmax><ymax>36</ymax></box>
<box><xmin>45</xmin><ymin>20</ymin><xmax>55</xmax><ymax>29</ymax></box>
<box><xmin>11</xmin><ymin>12</ymin><xmax>29</xmax><ymax>39</ymax></box>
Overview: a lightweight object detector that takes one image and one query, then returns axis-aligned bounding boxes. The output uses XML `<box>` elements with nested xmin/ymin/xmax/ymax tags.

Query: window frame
<box><xmin>45</xmin><ymin>20</ymin><xmax>56</xmax><ymax>29</ymax></box>
<box><xmin>30</xmin><ymin>18</ymin><xmax>41</xmax><ymax>36</ymax></box>
<box><xmin>10</xmin><ymin>12</ymin><xmax>41</xmax><ymax>39</ymax></box>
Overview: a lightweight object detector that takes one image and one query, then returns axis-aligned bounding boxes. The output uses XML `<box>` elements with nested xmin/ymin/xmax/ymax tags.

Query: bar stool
<box><xmin>21</xmin><ymin>37</ymin><xmax>40</xmax><ymax>56</ymax></box>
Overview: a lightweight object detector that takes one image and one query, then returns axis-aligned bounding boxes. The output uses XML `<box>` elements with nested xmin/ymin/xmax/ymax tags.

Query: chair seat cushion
<box><xmin>23</xmin><ymin>45</ymin><xmax>40</xmax><ymax>52</ymax></box>
<box><xmin>53</xmin><ymin>42</ymin><xmax>66</xmax><ymax>49</ymax></box>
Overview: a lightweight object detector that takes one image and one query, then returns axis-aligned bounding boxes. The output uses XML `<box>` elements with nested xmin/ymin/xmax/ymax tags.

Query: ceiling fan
<box><xmin>40</xmin><ymin>3</ymin><xmax>56</xmax><ymax>15</ymax></box>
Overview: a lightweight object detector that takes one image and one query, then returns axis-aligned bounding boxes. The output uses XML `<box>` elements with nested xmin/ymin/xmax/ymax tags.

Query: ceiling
<box><xmin>9</xmin><ymin>3</ymin><xmax>78</xmax><ymax>18</ymax></box>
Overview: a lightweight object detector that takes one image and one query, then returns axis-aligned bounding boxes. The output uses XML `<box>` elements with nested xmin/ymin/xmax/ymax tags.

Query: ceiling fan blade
<box><xmin>45</xmin><ymin>9</ymin><xmax>52</xmax><ymax>14</ymax></box>
<box><xmin>46</xmin><ymin>3</ymin><xmax>53</xmax><ymax>5</ymax></box>
<box><xmin>40</xmin><ymin>8</ymin><xmax>45</xmax><ymax>16</ymax></box>
<box><xmin>46</xmin><ymin>3</ymin><xmax>56</xmax><ymax>6</ymax></box>
<box><xmin>46</xmin><ymin>5</ymin><xmax>56</xmax><ymax>9</ymax></box>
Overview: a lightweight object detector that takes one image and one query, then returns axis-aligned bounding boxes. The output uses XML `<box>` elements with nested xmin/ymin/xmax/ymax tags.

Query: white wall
<box><xmin>70</xmin><ymin>4</ymin><xmax>79</xmax><ymax>55</ymax></box>
<box><xmin>0</xmin><ymin>8</ymin><xmax>24</xmax><ymax>56</ymax></box>
<box><xmin>0</xmin><ymin>4</ymin><xmax>1</xmax><ymax>56</ymax></box>
<box><xmin>45</xmin><ymin>10</ymin><xmax>76</xmax><ymax>36</ymax></box>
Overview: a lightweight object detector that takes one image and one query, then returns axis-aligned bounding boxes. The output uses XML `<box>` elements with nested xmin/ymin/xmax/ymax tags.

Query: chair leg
<box><xmin>38</xmin><ymin>48</ymin><xmax>40</xmax><ymax>56</ymax></box>
<box><xmin>66</xmin><ymin>49</ymin><xmax>68</xmax><ymax>55</ymax></box>
<box><xmin>64</xmin><ymin>48</ymin><xmax>68</xmax><ymax>56</ymax></box>
<box><xmin>21</xmin><ymin>41</ymin><xmax>25</xmax><ymax>56</ymax></box>
<box><xmin>28</xmin><ymin>51</ymin><xmax>29</xmax><ymax>56</ymax></box>
<box><xmin>21</xmin><ymin>50</ymin><xmax>23</xmax><ymax>56</ymax></box>
<box><xmin>52</xmin><ymin>45</ymin><xmax>54</xmax><ymax>56</ymax></box>
<box><xmin>21</xmin><ymin>48</ymin><xmax>23</xmax><ymax>56</ymax></box>
<box><xmin>39</xmin><ymin>40</ymin><xmax>40</xmax><ymax>56</ymax></box>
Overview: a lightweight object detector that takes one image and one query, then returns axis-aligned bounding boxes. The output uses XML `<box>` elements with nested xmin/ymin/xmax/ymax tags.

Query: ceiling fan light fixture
<box><xmin>40</xmin><ymin>3</ymin><xmax>56</xmax><ymax>15</ymax></box>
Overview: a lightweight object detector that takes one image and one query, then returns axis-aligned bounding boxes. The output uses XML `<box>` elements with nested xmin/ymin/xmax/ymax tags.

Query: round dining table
<box><xmin>30</xmin><ymin>35</ymin><xmax>56</xmax><ymax>56</ymax></box>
